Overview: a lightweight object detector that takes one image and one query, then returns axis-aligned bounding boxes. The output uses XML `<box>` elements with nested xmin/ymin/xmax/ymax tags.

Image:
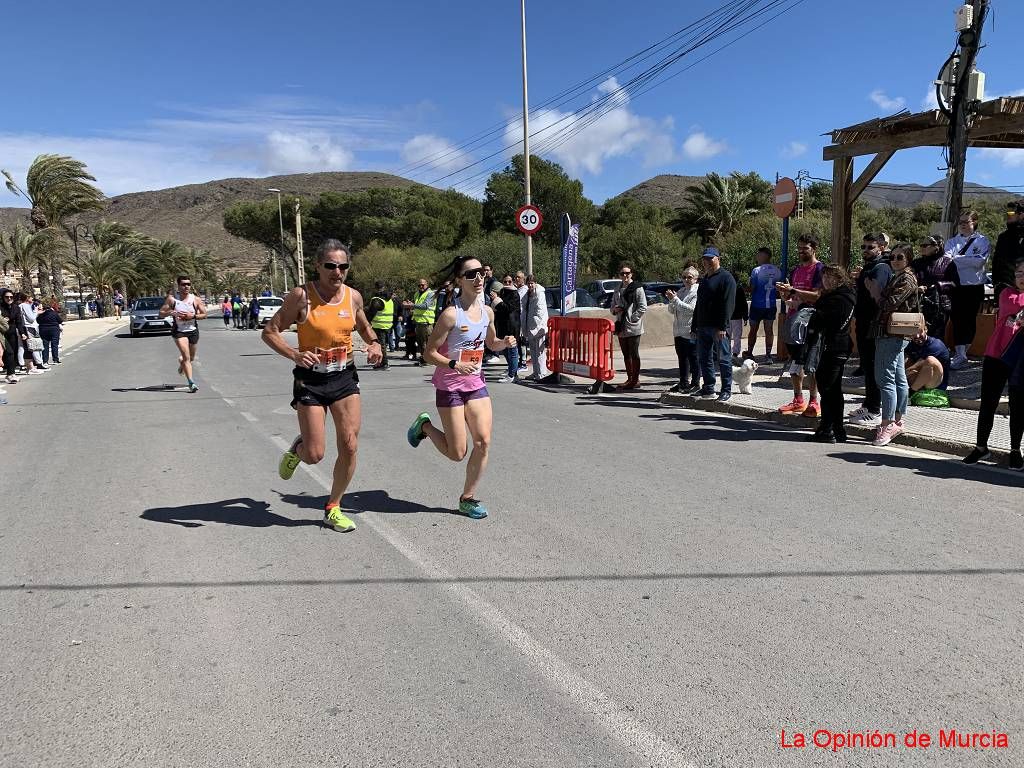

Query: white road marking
<box><xmin>223</xmin><ymin>398</ymin><xmax>235</xmax><ymax>407</ymax></box>
<box><xmin>240</xmin><ymin>411</ymin><xmax>258</xmax><ymax>423</ymax></box>
<box><xmin>265</xmin><ymin>433</ymin><xmax>695</xmax><ymax>768</ymax></box>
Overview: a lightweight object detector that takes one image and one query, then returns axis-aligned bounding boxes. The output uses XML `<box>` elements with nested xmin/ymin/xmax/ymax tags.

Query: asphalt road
<box><xmin>1</xmin><ymin>319</ymin><xmax>1021</xmax><ymax>768</ymax></box>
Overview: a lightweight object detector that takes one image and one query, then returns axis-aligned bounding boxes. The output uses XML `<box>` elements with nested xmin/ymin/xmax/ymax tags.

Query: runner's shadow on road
<box><xmin>140</xmin><ymin>497</ymin><xmax>321</xmax><ymax>528</ymax></box>
<box><xmin>111</xmin><ymin>384</ymin><xmax>181</xmax><ymax>393</ymax></box>
<box><xmin>275</xmin><ymin>490</ymin><xmax>455</xmax><ymax>516</ymax></box>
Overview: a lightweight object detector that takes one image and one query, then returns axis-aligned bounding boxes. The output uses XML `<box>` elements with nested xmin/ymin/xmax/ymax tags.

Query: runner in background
<box><xmin>406</xmin><ymin>256</ymin><xmax>517</xmax><ymax>519</ymax></box>
<box><xmin>159</xmin><ymin>275</ymin><xmax>206</xmax><ymax>393</ymax></box>
<box><xmin>263</xmin><ymin>239</ymin><xmax>383</xmax><ymax>533</ymax></box>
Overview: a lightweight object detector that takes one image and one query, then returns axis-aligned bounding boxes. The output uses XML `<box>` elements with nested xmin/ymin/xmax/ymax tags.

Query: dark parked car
<box><xmin>642</xmin><ymin>282</ymin><xmax>684</xmax><ymax>305</ymax></box>
<box><xmin>544</xmin><ymin>287</ymin><xmax>599</xmax><ymax>312</ymax></box>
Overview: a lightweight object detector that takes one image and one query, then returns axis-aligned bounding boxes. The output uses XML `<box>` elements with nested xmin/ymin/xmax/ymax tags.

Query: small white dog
<box><xmin>732</xmin><ymin>358</ymin><xmax>758</xmax><ymax>394</ymax></box>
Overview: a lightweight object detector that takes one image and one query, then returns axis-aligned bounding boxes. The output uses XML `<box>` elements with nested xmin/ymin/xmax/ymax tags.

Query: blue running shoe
<box><xmin>458</xmin><ymin>497</ymin><xmax>488</xmax><ymax>519</ymax></box>
<box><xmin>407</xmin><ymin>412</ymin><xmax>431</xmax><ymax>447</ymax></box>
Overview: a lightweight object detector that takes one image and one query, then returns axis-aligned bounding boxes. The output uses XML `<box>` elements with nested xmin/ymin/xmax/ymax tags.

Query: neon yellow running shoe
<box><xmin>278</xmin><ymin>435</ymin><xmax>302</xmax><ymax>480</ymax></box>
<box><xmin>323</xmin><ymin>504</ymin><xmax>356</xmax><ymax>533</ymax></box>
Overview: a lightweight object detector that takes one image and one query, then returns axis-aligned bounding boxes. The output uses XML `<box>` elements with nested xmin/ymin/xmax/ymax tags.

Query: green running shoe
<box><xmin>407</xmin><ymin>412</ymin><xmax>431</xmax><ymax>447</ymax></box>
<box><xmin>323</xmin><ymin>504</ymin><xmax>356</xmax><ymax>532</ymax></box>
<box><xmin>278</xmin><ymin>435</ymin><xmax>302</xmax><ymax>480</ymax></box>
<box><xmin>458</xmin><ymin>497</ymin><xmax>488</xmax><ymax>519</ymax></box>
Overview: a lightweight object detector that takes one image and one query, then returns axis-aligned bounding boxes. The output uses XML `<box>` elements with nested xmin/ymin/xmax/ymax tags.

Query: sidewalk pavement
<box><xmin>594</xmin><ymin>345</ymin><xmax>1012</xmax><ymax>461</ymax></box>
<box><xmin>61</xmin><ymin>316</ymin><xmax>128</xmax><ymax>352</ymax></box>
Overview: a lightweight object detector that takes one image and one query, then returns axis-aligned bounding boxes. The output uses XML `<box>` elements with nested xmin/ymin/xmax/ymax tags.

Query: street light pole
<box><xmin>70</xmin><ymin>223</ymin><xmax>90</xmax><ymax>319</ymax></box>
<box><xmin>267</xmin><ymin>188</ymin><xmax>288</xmax><ymax>286</ymax></box>
<box><xmin>294</xmin><ymin>198</ymin><xmax>305</xmax><ymax>282</ymax></box>
<box><xmin>520</xmin><ymin>0</ymin><xmax>533</xmax><ymax>277</ymax></box>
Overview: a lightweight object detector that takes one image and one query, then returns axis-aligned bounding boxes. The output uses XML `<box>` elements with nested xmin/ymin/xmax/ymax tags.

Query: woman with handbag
<box><xmin>16</xmin><ymin>292</ymin><xmax>46</xmax><ymax>374</ymax></box>
<box><xmin>963</xmin><ymin>259</ymin><xmax>1024</xmax><ymax>468</ymax></box>
<box><xmin>870</xmin><ymin>245</ymin><xmax>921</xmax><ymax>446</ymax></box>
<box><xmin>804</xmin><ymin>265</ymin><xmax>856</xmax><ymax>443</ymax></box>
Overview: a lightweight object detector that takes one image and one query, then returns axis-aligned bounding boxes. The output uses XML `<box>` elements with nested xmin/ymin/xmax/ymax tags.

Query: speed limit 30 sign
<box><xmin>515</xmin><ymin>204</ymin><xmax>543</xmax><ymax>236</ymax></box>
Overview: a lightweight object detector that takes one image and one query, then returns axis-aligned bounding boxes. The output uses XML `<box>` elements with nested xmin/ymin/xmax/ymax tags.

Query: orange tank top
<box><xmin>296</xmin><ymin>283</ymin><xmax>355</xmax><ymax>365</ymax></box>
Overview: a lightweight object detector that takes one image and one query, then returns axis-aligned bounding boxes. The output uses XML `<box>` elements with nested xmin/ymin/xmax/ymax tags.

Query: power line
<box><xmin>431</xmin><ymin>0</ymin><xmax>803</xmax><ymax>196</ymax></box>
<box><xmin>394</xmin><ymin>0</ymin><xmax>748</xmax><ymax>179</ymax></box>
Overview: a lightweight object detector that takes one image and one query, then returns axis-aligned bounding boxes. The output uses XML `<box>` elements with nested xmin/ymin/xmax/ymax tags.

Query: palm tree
<box><xmin>3</xmin><ymin>154</ymin><xmax>105</xmax><ymax>300</ymax></box>
<box><xmin>0</xmin><ymin>224</ymin><xmax>60</xmax><ymax>295</ymax></box>
<box><xmin>74</xmin><ymin>245</ymin><xmax>139</xmax><ymax>313</ymax></box>
<box><xmin>669</xmin><ymin>173</ymin><xmax>760</xmax><ymax>242</ymax></box>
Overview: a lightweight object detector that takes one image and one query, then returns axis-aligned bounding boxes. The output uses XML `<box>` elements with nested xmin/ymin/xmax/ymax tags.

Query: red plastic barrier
<box><xmin>546</xmin><ymin>316</ymin><xmax>615</xmax><ymax>381</ymax></box>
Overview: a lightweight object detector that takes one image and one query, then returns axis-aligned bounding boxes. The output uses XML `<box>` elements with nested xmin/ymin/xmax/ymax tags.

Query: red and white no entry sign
<box><xmin>515</xmin><ymin>204</ymin><xmax>543</xmax><ymax>235</ymax></box>
<box><xmin>772</xmin><ymin>177</ymin><xmax>798</xmax><ymax>219</ymax></box>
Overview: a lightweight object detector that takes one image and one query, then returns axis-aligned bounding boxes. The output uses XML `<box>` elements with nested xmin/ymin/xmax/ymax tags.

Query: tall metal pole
<box><xmin>941</xmin><ymin>0</ymin><xmax>987</xmax><ymax>237</ymax></box>
<box><xmin>520</xmin><ymin>0</ymin><xmax>533</xmax><ymax>276</ymax></box>
<box><xmin>268</xmin><ymin>188</ymin><xmax>288</xmax><ymax>286</ymax></box>
<box><xmin>294</xmin><ymin>199</ymin><xmax>305</xmax><ymax>283</ymax></box>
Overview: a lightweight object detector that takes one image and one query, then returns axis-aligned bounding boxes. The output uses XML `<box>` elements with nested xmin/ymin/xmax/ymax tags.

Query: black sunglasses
<box><xmin>461</xmin><ymin>268</ymin><xmax>485</xmax><ymax>279</ymax></box>
<box><xmin>321</xmin><ymin>262</ymin><xmax>350</xmax><ymax>272</ymax></box>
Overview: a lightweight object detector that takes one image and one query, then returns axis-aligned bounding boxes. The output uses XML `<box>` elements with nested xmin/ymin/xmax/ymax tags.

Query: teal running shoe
<box><xmin>458</xmin><ymin>498</ymin><xmax>488</xmax><ymax>519</ymax></box>
<box><xmin>407</xmin><ymin>412</ymin><xmax>431</xmax><ymax>447</ymax></box>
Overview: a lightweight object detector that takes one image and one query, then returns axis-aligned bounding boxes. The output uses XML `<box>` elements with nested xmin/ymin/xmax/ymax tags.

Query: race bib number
<box><xmin>313</xmin><ymin>346</ymin><xmax>348</xmax><ymax>373</ymax></box>
<box><xmin>458</xmin><ymin>349</ymin><xmax>484</xmax><ymax>369</ymax></box>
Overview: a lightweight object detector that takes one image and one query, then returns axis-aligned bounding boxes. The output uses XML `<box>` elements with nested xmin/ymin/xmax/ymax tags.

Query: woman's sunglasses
<box><xmin>461</xmin><ymin>268</ymin><xmax>485</xmax><ymax>280</ymax></box>
<box><xmin>321</xmin><ymin>262</ymin><xmax>350</xmax><ymax>272</ymax></box>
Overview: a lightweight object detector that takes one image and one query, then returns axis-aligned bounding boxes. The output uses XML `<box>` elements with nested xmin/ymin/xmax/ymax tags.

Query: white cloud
<box><xmin>978</xmin><ymin>148</ymin><xmax>1024</xmax><ymax>168</ymax></box>
<box><xmin>682</xmin><ymin>131</ymin><xmax>728</xmax><ymax>160</ymax></box>
<box><xmin>263</xmin><ymin>131</ymin><xmax>353</xmax><ymax>173</ymax></box>
<box><xmin>782</xmin><ymin>141</ymin><xmax>807</xmax><ymax>159</ymax></box>
<box><xmin>500</xmin><ymin>76</ymin><xmax>676</xmax><ymax>176</ymax></box>
<box><xmin>0</xmin><ymin>97</ymin><xmax>406</xmax><ymax>204</ymax></box>
<box><xmin>921</xmin><ymin>87</ymin><xmax>940</xmax><ymax>110</ymax></box>
<box><xmin>400</xmin><ymin>134</ymin><xmax>472</xmax><ymax>174</ymax></box>
<box><xmin>869</xmin><ymin>89</ymin><xmax>906</xmax><ymax>111</ymax></box>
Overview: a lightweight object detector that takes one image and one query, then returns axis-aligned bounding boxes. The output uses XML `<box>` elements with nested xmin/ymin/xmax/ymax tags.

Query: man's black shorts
<box><xmin>172</xmin><ymin>328</ymin><xmax>199</xmax><ymax>344</ymax></box>
<box><xmin>291</xmin><ymin>365</ymin><xmax>360</xmax><ymax>409</ymax></box>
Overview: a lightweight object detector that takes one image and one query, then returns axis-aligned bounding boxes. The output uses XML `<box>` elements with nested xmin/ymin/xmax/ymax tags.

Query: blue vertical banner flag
<box><xmin>561</xmin><ymin>222</ymin><xmax>580</xmax><ymax>315</ymax></box>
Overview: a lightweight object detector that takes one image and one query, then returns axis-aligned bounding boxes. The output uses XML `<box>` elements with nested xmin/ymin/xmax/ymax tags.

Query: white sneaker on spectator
<box><xmin>27</xmin><ymin>369</ymin><xmax>44</xmax><ymax>375</ymax></box>
<box><xmin>5</xmin><ymin>375</ymin><xmax>17</xmax><ymax>384</ymax></box>
<box><xmin>849</xmin><ymin>408</ymin><xmax>881</xmax><ymax>425</ymax></box>
<box><xmin>485</xmin><ymin>355</ymin><xmax>503</xmax><ymax>365</ymax></box>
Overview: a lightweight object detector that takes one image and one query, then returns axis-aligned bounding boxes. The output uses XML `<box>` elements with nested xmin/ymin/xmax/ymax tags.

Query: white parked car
<box><xmin>256</xmin><ymin>296</ymin><xmax>284</xmax><ymax>326</ymax></box>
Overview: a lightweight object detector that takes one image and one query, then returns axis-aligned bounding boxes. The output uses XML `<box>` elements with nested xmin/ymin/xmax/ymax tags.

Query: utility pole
<box><xmin>941</xmin><ymin>0</ymin><xmax>988</xmax><ymax>237</ymax></box>
<box><xmin>520</xmin><ymin>0</ymin><xmax>533</xmax><ymax>276</ymax></box>
<box><xmin>294</xmin><ymin>199</ymin><xmax>305</xmax><ymax>283</ymax></box>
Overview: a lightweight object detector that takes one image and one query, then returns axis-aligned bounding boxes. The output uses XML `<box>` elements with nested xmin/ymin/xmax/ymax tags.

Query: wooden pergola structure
<box><xmin>824</xmin><ymin>96</ymin><xmax>1024</xmax><ymax>266</ymax></box>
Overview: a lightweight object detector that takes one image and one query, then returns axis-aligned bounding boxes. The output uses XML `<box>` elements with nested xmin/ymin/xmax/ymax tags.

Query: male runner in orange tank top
<box><xmin>262</xmin><ymin>239</ymin><xmax>383</xmax><ymax>532</ymax></box>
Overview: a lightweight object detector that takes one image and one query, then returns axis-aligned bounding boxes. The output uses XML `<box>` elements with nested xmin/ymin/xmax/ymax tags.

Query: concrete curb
<box><xmin>658</xmin><ymin>392</ymin><xmax>1000</xmax><ymax>461</ymax></box>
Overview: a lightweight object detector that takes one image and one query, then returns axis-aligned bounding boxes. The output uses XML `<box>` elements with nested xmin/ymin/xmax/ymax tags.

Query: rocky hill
<box><xmin>615</xmin><ymin>174</ymin><xmax>1016</xmax><ymax>209</ymax></box>
<box><xmin>2</xmin><ymin>171</ymin><xmax>1018</xmax><ymax>277</ymax></box>
<box><xmin>0</xmin><ymin>171</ymin><xmax>422</xmax><ymax>272</ymax></box>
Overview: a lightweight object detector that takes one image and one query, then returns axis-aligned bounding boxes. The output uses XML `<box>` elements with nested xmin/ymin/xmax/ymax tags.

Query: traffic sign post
<box><xmin>515</xmin><ymin>204</ymin><xmax>543</xmax><ymax>237</ymax></box>
<box><xmin>773</xmin><ymin>177</ymin><xmax>798</xmax><ymax>279</ymax></box>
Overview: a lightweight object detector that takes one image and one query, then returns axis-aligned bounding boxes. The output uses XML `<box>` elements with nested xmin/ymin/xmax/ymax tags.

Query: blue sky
<box><xmin>2</xmin><ymin>0</ymin><xmax>1023</xmax><ymax>207</ymax></box>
